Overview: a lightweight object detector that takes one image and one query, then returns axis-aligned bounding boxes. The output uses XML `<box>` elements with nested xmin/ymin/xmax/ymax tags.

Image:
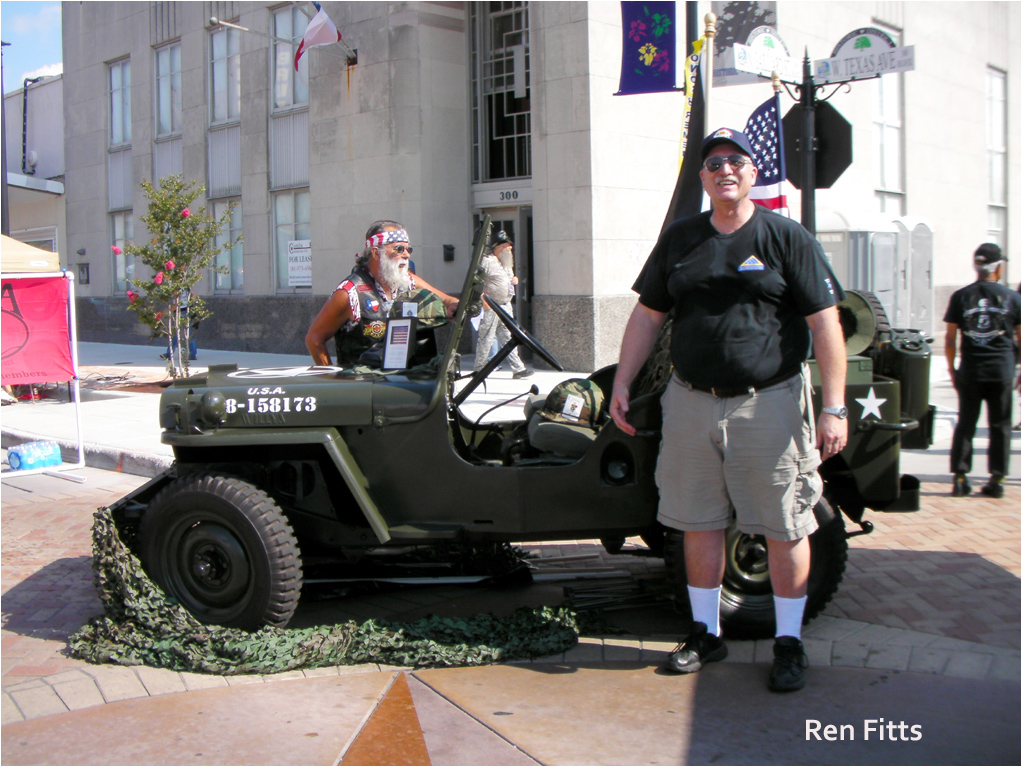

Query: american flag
<box><xmin>745</xmin><ymin>93</ymin><xmax>790</xmax><ymax>217</ymax></box>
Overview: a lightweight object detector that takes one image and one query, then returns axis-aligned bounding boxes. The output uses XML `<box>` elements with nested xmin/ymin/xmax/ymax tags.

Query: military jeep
<box><xmin>111</xmin><ymin>216</ymin><xmax>932</xmax><ymax>637</ymax></box>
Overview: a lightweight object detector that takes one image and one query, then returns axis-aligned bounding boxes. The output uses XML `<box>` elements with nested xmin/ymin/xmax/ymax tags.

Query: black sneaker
<box><xmin>951</xmin><ymin>475</ymin><xmax>972</xmax><ymax>497</ymax></box>
<box><xmin>769</xmin><ymin>636</ymin><xmax>809</xmax><ymax>692</ymax></box>
<box><xmin>661</xmin><ymin>622</ymin><xmax>727</xmax><ymax>674</ymax></box>
<box><xmin>980</xmin><ymin>476</ymin><xmax>1005</xmax><ymax>499</ymax></box>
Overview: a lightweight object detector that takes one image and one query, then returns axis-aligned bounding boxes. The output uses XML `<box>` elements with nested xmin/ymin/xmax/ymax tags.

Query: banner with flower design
<box><xmin>616</xmin><ymin>1</ymin><xmax>680</xmax><ymax>95</ymax></box>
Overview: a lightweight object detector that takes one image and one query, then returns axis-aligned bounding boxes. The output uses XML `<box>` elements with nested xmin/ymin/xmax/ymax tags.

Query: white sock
<box><xmin>687</xmin><ymin>585</ymin><xmax>722</xmax><ymax>636</ymax></box>
<box><xmin>774</xmin><ymin>595</ymin><xmax>807</xmax><ymax>640</ymax></box>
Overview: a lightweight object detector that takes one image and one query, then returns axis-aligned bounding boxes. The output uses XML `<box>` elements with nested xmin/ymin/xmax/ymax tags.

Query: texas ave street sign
<box><xmin>814</xmin><ymin>45</ymin><xmax>915</xmax><ymax>83</ymax></box>
<box><xmin>813</xmin><ymin>27</ymin><xmax>915</xmax><ymax>84</ymax></box>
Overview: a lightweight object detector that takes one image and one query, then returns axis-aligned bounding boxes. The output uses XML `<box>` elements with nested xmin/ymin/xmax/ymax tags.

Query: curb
<box><xmin>1</xmin><ymin>430</ymin><xmax>172</xmax><ymax>479</ymax></box>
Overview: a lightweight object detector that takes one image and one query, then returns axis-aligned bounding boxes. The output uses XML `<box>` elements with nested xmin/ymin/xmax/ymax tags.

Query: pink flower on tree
<box><xmin>165</xmin><ymin>260</ymin><xmax>175</xmax><ymax>270</ymax></box>
<box><xmin>154</xmin><ymin>271</ymin><xmax>165</xmax><ymax>285</ymax></box>
<box><xmin>111</xmin><ymin>245</ymin><xmax>122</xmax><ymax>255</ymax></box>
<box><xmin>180</xmin><ymin>208</ymin><xmax>191</xmax><ymax>218</ymax></box>
<box><xmin>126</xmin><ymin>290</ymin><xmax>138</xmax><ymax>303</ymax></box>
<box><xmin>155</xmin><ymin>312</ymin><xmax>162</xmax><ymax>322</ymax></box>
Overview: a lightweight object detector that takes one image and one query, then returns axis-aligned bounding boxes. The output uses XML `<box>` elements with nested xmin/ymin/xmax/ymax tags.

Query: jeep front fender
<box><xmin>163</xmin><ymin>428</ymin><xmax>390</xmax><ymax>543</ymax></box>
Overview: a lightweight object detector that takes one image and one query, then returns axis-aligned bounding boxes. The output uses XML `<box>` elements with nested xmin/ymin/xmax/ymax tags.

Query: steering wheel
<box><xmin>485</xmin><ymin>296</ymin><xmax>564</xmax><ymax>371</ymax></box>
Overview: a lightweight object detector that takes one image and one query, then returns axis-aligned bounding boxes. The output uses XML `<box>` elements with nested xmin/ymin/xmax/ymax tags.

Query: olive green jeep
<box><xmin>110</xmin><ymin>217</ymin><xmax>932</xmax><ymax>637</ymax></box>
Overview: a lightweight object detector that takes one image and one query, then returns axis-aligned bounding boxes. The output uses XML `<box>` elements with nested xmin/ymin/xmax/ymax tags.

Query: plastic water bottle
<box><xmin>7</xmin><ymin>441</ymin><xmax>62</xmax><ymax>471</ymax></box>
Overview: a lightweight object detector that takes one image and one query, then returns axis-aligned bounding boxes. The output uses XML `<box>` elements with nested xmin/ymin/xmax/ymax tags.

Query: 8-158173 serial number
<box><xmin>225</xmin><ymin>396</ymin><xmax>318</xmax><ymax>414</ymax></box>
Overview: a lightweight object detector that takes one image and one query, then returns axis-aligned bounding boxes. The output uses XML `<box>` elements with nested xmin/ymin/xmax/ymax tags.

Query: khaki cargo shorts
<box><xmin>655</xmin><ymin>368</ymin><xmax>822</xmax><ymax>541</ymax></box>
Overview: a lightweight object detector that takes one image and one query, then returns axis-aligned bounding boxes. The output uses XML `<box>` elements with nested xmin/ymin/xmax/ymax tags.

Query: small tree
<box><xmin>123</xmin><ymin>176</ymin><xmax>240</xmax><ymax>378</ymax></box>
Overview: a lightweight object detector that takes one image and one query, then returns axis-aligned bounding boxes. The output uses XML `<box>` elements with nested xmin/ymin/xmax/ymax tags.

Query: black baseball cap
<box><xmin>701</xmin><ymin>128</ymin><xmax>756</xmax><ymax>161</ymax></box>
<box><xmin>492</xmin><ymin>230</ymin><xmax>513</xmax><ymax>246</ymax></box>
<box><xmin>974</xmin><ymin>242</ymin><xmax>1004</xmax><ymax>265</ymax></box>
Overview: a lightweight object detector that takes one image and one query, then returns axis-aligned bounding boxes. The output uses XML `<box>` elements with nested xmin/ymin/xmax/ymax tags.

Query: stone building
<box><xmin>61</xmin><ymin>1</ymin><xmax>1020</xmax><ymax>368</ymax></box>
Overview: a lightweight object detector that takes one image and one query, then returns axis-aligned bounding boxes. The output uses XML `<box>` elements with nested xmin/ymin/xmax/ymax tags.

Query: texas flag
<box><xmin>294</xmin><ymin>3</ymin><xmax>342</xmax><ymax>71</ymax></box>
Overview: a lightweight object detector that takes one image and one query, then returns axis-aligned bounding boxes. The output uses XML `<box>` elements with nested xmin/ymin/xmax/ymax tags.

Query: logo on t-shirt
<box><xmin>738</xmin><ymin>255</ymin><xmax>765</xmax><ymax>271</ymax></box>
<box><xmin>963</xmin><ymin>296</ymin><xmax>1010</xmax><ymax>345</ymax></box>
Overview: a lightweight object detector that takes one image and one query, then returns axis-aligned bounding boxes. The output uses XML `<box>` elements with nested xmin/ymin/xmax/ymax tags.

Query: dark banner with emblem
<box><xmin>616</xmin><ymin>1</ymin><xmax>680</xmax><ymax>95</ymax></box>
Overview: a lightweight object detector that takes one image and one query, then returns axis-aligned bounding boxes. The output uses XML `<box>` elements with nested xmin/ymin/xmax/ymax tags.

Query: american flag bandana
<box><xmin>366</xmin><ymin>229</ymin><xmax>409</xmax><ymax>250</ymax></box>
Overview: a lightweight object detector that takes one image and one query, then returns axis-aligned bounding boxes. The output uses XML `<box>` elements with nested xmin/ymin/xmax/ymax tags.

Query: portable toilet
<box><xmin>815</xmin><ymin>211</ymin><xmax>900</xmax><ymax>324</ymax></box>
<box><xmin>893</xmin><ymin>218</ymin><xmax>934</xmax><ymax>336</ymax></box>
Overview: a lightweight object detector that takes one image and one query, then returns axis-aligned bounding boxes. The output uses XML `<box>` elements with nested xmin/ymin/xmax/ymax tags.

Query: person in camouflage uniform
<box><xmin>473</xmin><ymin>231</ymin><xmax>532</xmax><ymax>378</ymax></box>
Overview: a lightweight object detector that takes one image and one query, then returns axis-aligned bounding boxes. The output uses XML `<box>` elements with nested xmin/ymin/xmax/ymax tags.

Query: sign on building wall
<box><xmin>287</xmin><ymin>240</ymin><xmax>312</xmax><ymax>287</ymax></box>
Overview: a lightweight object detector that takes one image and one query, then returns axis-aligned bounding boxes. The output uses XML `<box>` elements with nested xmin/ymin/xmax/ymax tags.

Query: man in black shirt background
<box><xmin>944</xmin><ymin>243</ymin><xmax>1022</xmax><ymax>498</ymax></box>
<box><xmin>610</xmin><ymin>128</ymin><xmax>848</xmax><ymax>692</ymax></box>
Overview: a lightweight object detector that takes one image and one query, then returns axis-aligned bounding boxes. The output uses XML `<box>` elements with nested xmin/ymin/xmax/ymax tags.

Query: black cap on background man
<box><xmin>974</xmin><ymin>242</ymin><xmax>1004</xmax><ymax>267</ymax></box>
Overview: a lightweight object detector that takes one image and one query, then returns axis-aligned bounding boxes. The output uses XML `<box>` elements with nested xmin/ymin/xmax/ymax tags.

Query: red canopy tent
<box><xmin>1</xmin><ymin>250</ymin><xmax>86</xmax><ymax>480</ymax></box>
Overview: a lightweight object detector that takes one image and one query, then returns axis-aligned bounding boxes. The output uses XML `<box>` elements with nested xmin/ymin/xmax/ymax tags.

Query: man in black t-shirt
<box><xmin>610</xmin><ymin>128</ymin><xmax>848</xmax><ymax>693</ymax></box>
<box><xmin>944</xmin><ymin>243</ymin><xmax>1022</xmax><ymax>498</ymax></box>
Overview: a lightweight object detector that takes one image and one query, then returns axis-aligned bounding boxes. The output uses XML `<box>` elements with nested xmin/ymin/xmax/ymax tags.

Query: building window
<box><xmin>111</xmin><ymin>211</ymin><xmax>134</xmax><ymax>293</ymax></box>
<box><xmin>273</xmin><ymin>189</ymin><xmax>311</xmax><ymax>291</ymax></box>
<box><xmin>109</xmin><ymin>59</ymin><xmax>131</xmax><ymax>147</ymax></box>
<box><xmin>155</xmin><ymin>43</ymin><xmax>182</xmax><ymax>137</ymax></box>
<box><xmin>213</xmin><ymin>200</ymin><xmax>244</xmax><ymax>292</ymax></box>
<box><xmin>470</xmin><ymin>1</ymin><xmax>531</xmax><ymax>182</ymax></box>
<box><xmin>987</xmin><ymin>67</ymin><xmax>1007</xmax><ymax>248</ymax></box>
<box><xmin>872</xmin><ymin>68</ymin><xmax>904</xmax><ymax>215</ymax></box>
<box><xmin>272</xmin><ymin>6</ymin><xmax>309</xmax><ymax>110</ymax></box>
<box><xmin>210</xmin><ymin>26</ymin><xmax>241</xmax><ymax>125</ymax></box>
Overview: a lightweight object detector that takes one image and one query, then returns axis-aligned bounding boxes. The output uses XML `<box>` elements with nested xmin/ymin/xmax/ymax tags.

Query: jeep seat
<box><xmin>526</xmin><ymin>378</ymin><xmax>606</xmax><ymax>458</ymax></box>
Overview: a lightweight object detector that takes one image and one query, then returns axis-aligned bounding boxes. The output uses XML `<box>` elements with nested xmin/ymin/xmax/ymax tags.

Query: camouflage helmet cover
<box><xmin>390</xmin><ymin>288</ymin><xmax>449</xmax><ymax>328</ymax></box>
<box><xmin>539</xmin><ymin>379</ymin><xmax>605</xmax><ymax>428</ymax></box>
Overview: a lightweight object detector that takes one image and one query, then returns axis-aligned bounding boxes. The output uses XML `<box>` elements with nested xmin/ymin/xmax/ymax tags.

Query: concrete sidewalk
<box><xmin>2</xmin><ymin>342</ymin><xmax>1020</xmax><ymax>764</ymax></box>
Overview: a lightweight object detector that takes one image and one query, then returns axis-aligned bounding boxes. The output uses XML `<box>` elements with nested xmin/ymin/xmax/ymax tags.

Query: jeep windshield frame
<box><xmin>407</xmin><ymin>215</ymin><xmax>492</xmax><ymax>421</ymax></box>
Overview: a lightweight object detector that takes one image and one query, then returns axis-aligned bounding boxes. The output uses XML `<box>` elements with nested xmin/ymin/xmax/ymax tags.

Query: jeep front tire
<box><xmin>139</xmin><ymin>473</ymin><xmax>303</xmax><ymax>630</ymax></box>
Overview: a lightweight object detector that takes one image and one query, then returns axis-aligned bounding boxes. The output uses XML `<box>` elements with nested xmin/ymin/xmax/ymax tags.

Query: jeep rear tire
<box><xmin>139</xmin><ymin>474</ymin><xmax>303</xmax><ymax>631</ymax></box>
<box><xmin>663</xmin><ymin>498</ymin><xmax>847</xmax><ymax>639</ymax></box>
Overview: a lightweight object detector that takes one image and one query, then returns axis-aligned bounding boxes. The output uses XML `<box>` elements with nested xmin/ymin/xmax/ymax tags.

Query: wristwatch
<box><xmin>822</xmin><ymin>405</ymin><xmax>848</xmax><ymax>419</ymax></box>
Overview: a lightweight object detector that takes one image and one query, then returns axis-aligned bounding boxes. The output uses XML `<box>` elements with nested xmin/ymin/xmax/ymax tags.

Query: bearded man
<box><xmin>306</xmin><ymin>220</ymin><xmax>458</xmax><ymax>367</ymax></box>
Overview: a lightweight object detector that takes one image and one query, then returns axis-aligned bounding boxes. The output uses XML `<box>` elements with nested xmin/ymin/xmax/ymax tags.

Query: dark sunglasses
<box><xmin>703</xmin><ymin>154</ymin><xmax>753</xmax><ymax>173</ymax></box>
<box><xmin>391</xmin><ymin>244</ymin><xmax>413</xmax><ymax>255</ymax></box>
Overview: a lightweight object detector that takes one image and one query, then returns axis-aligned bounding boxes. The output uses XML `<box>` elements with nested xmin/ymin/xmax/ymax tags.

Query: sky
<box><xmin>1</xmin><ymin>1</ymin><xmax>63</xmax><ymax>95</ymax></box>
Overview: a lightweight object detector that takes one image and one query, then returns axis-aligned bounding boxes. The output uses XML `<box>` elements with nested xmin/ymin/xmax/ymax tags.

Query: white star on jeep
<box><xmin>855</xmin><ymin>387</ymin><xmax>887</xmax><ymax>420</ymax></box>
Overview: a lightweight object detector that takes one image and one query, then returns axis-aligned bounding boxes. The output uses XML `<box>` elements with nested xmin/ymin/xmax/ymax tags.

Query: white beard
<box><xmin>379</xmin><ymin>256</ymin><xmax>413</xmax><ymax>294</ymax></box>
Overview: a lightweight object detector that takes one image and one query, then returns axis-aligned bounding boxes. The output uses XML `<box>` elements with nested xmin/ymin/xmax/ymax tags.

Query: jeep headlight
<box><xmin>198</xmin><ymin>390</ymin><xmax>227</xmax><ymax>427</ymax></box>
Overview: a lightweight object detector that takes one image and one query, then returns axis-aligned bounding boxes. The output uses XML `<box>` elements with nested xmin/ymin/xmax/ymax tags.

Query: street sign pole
<box><xmin>798</xmin><ymin>51</ymin><xmax>817</xmax><ymax>235</ymax></box>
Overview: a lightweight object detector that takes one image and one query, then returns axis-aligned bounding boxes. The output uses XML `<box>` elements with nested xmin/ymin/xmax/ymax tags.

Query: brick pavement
<box><xmin>2</xmin><ymin>468</ymin><xmax>1018</xmax><ymax>726</ymax></box>
<box><xmin>825</xmin><ymin>480</ymin><xmax>1021</xmax><ymax>650</ymax></box>
<box><xmin>2</xmin><ymin>469</ymin><xmax>147</xmax><ymax>688</ymax></box>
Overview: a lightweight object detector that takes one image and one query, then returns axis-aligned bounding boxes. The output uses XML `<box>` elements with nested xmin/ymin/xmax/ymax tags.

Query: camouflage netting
<box><xmin>69</xmin><ymin>507</ymin><xmax>581</xmax><ymax>675</ymax></box>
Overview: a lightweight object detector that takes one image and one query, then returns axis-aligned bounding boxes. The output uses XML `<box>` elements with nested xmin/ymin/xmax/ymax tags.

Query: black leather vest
<box><xmin>333</xmin><ymin>267</ymin><xmax>390</xmax><ymax>367</ymax></box>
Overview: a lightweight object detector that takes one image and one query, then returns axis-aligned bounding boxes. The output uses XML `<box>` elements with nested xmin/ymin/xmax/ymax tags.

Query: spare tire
<box><xmin>663</xmin><ymin>499</ymin><xmax>847</xmax><ymax>639</ymax></box>
<box><xmin>836</xmin><ymin>290</ymin><xmax>890</xmax><ymax>356</ymax></box>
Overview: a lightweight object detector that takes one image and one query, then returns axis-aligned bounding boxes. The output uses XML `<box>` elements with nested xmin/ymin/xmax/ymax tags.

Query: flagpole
<box><xmin>703</xmin><ymin>12</ymin><xmax>716</xmax><ymax>132</ymax></box>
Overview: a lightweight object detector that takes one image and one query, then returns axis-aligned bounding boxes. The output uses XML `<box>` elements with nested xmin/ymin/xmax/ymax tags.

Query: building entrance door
<box><xmin>474</xmin><ymin>206</ymin><xmax>534</xmax><ymax>337</ymax></box>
